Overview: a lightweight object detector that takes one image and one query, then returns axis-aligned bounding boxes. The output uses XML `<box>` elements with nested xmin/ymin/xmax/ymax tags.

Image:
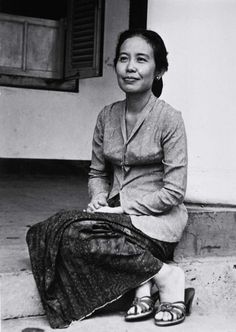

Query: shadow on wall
<box><xmin>0</xmin><ymin>158</ymin><xmax>90</xmax><ymax>177</ymax></box>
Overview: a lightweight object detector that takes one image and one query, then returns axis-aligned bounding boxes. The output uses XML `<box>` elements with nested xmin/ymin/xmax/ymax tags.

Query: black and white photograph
<box><xmin>0</xmin><ymin>1</ymin><xmax>235</xmax><ymax>331</ymax></box>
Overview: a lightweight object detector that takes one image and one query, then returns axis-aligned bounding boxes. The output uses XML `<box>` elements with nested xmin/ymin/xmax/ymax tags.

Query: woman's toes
<box><xmin>155</xmin><ymin>311</ymin><xmax>173</xmax><ymax>322</ymax></box>
<box><xmin>163</xmin><ymin>311</ymin><xmax>172</xmax><ymax>321</ymax></box>
<box><xmin>136</xmin><ymin>305</ymin><xmax>142</xmax><ymax>314</ymax></box>
<box><xmin>127</xmin><ymin>306</ymin><xmax>135</xmax><ymax>315</ymax></box>
<box><xmin>155</xmin><ymin>311</ymin><xmax>164</xmax><ymax>321</ymax></box>
<box><xmin>171</xmin><ymin>311</ymin><xmax>178</xmax><ymax>320</ymax></box>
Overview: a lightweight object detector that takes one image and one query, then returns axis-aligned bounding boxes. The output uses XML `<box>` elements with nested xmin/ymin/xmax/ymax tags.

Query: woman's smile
<box><xmin>123</xmin><ymin>76</ymin><xmax>140</xmax><ymax>83</ymax></box>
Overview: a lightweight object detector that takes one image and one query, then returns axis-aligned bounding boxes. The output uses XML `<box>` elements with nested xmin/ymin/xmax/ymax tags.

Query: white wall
<box><xmin>0</xmin><ymin>0</ymin><xmax>129</xmax><ymax>160</ymax></box>
<box><xmin>148</xmin><ymin>0</ymin><xmax>236</xmax><ymax>205</ymax></box>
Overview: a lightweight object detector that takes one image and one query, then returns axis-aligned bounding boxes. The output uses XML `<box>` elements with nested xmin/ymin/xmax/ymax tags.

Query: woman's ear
<box><xmin>155</xmin><ymin>69</ymin><xmax>165</xmax><ymax>80</ymax></box>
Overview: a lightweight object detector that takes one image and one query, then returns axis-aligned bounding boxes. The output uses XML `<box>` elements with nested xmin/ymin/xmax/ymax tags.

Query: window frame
<box><xmin>0</xmin><ymin>0</ymin><xmax>105</xmax><ymax>92</ymax></box>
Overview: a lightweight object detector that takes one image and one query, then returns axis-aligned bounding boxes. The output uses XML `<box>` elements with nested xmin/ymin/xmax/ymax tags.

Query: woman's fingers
<box><xmin>86</xmin><ymin>191</ymin><xmax>109</xmax><ymax>212</ymax></box>
<box><xmin>93</xmin><ymin>201</ymin><xmax>101</xmax><ymax>209</ymax></box>
<box><xmin>86</xmin><ymin>196</ymin><xmax>108</xmax><ymax>212</ymax></box>
<box><xmin>87</xmin><ymin>202</ymin><xmax>96</xmax><ymax>212</ymax></box>
<box><xmin>96</xmin><ymin>195</ymin><xmax>108</xmax><ymax>207</ymax></box>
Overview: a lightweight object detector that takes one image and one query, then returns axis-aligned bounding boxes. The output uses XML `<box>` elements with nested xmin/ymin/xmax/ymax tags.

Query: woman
<box><xmin>27</xmin><ymin>29</ymin><xmax>194</xmax><ymax>329</ymax></box>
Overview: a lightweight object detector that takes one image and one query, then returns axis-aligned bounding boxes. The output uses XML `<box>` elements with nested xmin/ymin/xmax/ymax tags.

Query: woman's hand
<box><xmin>86</xmin><ymin>193</ymin><xmax>108</xmax><ymax>212</ymax></box>
<box><xmin>96</xmin><ymin>206</ymin><xmax>124</xmax><ymax>214</ymax></box>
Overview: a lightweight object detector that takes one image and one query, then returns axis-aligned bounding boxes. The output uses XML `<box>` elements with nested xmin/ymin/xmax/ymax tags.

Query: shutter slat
<box><xmin>72</xmin><ymin>55</ymin><xmax>93</xmax><ymax>67</ymax></box>
<box><xmin>72</xmin><ymin>49</ymin><xmax>93</xmax><ymax>57</ymax></box>
<box><xmin>74</xmin><ymin>3</ymin><xmax>94</xmax><ymax>17</ymax></box>
<box><xmin>74</xmin><ymin>1</ymin><xmax>94</xmax><ymax>9</ymax></box>
<box><xmin>73</xmin><ymin>59</ymin><xmax>93</xmax><ymax>64</ymax></box>
<box><xmin>73</xmin><ymin>12</ymin><xmax>94</xmax><ymax>20</ymax></box>
<box><xmin>74</xmin><ymin>0</ymin><xmax>94</xmax><ymax>7</ymax></box>
<box><xmin>72</xmin><ymin>41</ymin><xmax>93</xmax><ymax>48</ymax></box>
<box><xmin>73</xmin><ymin>10</ymin><xmax>94</xmax><ymax>18</ymax></box>
<box><xmin>73</xmin><ymin>35</ymin><xmax>94</xmax><ymax>42</ymax></box>
<box><xmin>72</xmin><ymin>30</ymin><xmax>94</xmax><ymax>39</ymax></box>
<box><xmin>72</xmin><ymin>54</ymin><xmax>93</xmax><ymax>60</ymax></box>
<box><xmin>73</xmin><ymin>63</ymin><xmax>93</xmax><ymax>69</ymax></box>
<box><xmin>73</xmin><ymin>23</ymin><xmax>94</xmax><ymax>31</ymax></box>
<box><xmin>72</xmin><ymin>16</ymin><xmax>94</xmax><ymax>25</ymax></box>
<box><xmin>74</xmin><ymin>6</ymin><xmax>94</xmax><ymax>14</ymax></box>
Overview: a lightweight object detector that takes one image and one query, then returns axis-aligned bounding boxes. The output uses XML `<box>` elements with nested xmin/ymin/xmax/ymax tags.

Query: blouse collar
<box><xmin>121</xmin><ymin>93</ymin><xmax>158</xmax><ymax>144</ymax></box>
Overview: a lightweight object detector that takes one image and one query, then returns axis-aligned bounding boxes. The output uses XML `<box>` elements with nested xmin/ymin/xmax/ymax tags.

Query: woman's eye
<box><xmin>137</xmin><ymin>57</ymin><xmax>147</xmax><ymax>62</ymax></box>
<box><xmin>119</xmin><ymin>56</ymin><xmax>128</xmax><ymax>62</ymax></box>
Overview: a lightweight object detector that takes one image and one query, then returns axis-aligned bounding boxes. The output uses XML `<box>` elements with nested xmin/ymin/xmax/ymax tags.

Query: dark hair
<box><xmin>114</xmin><ymin>29</ymin><xmax>169</xmax><ymax>98</ymax></box>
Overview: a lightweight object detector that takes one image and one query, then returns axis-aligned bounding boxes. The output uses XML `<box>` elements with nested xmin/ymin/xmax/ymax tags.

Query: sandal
<box><xmin>154</xmin><ymin>287</ymin><xmax>195</xmax><ymax>327</ymax></box>
<box><xmin>125</xmin><ymin>296</ymin><xmax>154</xmax><ymax>321</ymax></box>
<box><xmin>155</xmin><ymin>301</ymin><xmax>186</xmax><ymax>326</ymax></box>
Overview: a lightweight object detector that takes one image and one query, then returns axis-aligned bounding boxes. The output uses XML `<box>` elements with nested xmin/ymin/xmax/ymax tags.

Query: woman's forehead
<box><xmin>120</xmin><ymin>36</ymin><xmax>154</xmax><ymax>55</ymax></box>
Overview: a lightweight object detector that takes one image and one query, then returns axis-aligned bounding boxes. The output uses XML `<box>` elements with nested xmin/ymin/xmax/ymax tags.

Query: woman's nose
<box><xmin>126</xmin><ymin>59</ymin><xmax>136</xmax><ymax>72</ymax></box>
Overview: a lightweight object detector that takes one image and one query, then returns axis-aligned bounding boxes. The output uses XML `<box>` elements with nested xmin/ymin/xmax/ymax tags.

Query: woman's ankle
<box><xmin>135</xmin><ymin>280</ymin><xmax>152</xmax><ymax>298</ymax></box>
<box><xmin>153</xmin><ymin>264</ymin><xmax>185</xmax><ymax>303</ymax></box>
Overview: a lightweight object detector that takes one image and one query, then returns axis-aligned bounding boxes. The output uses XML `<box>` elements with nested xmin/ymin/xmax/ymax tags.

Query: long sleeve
<box><xmin>88</xmin><ymin>108</ymin><xmax>111</xmax><ymax>199</ymax></box>
<box><xmin>130</xmin><ymin>111</ymin><xmax>187</xmax><ymax>215</ymax></box>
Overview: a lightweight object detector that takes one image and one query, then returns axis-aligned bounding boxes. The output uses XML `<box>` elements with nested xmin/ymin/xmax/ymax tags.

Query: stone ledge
<box><xmin>176</xmin><ymin>209</ymin><xmax>236</xmax><ymax>258</ymax></box>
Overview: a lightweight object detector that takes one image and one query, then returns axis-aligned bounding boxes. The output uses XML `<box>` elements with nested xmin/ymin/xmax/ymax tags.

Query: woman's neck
<box><xmin>126</xmin><ymin>90</ymin><xmax>152</xmax><ymax>114</ymax></box>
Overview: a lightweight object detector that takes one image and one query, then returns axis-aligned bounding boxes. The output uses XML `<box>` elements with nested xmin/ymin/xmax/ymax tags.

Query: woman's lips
<box><xmin>123</xmin><ymin>77</ymin><xmax>139</xmax><ymax>83</ymax></box>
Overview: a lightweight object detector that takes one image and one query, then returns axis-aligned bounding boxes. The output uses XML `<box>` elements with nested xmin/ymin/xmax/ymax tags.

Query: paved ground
<box><xmin>0</xmin><ymin>175</ymin><xmax>89</xmax><ymax>273</ymax></box>
<box><xmin>2</xmin><ymin>310</ymin><xmax>236</xmax><ymax>332</ymax></box>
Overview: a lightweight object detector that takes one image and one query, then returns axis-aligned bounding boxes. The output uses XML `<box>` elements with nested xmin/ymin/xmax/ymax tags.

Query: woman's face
<box><xmin>115</xmin><ymin>36</ymin><xmax>156</xmax><ymax>95</ymax></box>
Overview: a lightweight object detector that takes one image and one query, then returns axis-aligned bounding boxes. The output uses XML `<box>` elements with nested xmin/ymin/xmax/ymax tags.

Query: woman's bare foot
<box><xmin>126</xmin><ymin>281</ymin><xmax>152</xmax><ymax>316</ymax></box>
<box><xmin>153</xmin><ymin>264</ymin><xmax>185</xmax><ymax>322</ymax></box>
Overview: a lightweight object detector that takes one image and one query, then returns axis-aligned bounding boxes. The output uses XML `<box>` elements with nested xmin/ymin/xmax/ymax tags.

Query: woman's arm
<box><xmin>87</xmin><ymin>108</ymin><xmax>110</xmax><ymax>210</ymax></box>
<box><xmin>87</xmin><ymin>107</ymin><xmax>124</xmax><ymax>214</ymax></box>
<box><xmin>131</xmin><ymin>111</ymin><xmax>188</xmax><ymax>215</ymax></box>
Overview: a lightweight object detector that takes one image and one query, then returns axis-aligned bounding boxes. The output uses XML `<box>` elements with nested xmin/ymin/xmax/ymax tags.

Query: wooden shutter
<box><xmin>64</xmin><ymin>0</ymin><xmax>104</xmax><ymax>80</ymax></box>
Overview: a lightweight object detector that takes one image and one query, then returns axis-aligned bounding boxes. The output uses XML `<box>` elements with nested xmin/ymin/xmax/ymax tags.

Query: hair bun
<box><xmin>152</xmin><ymin>77</ymin><xmax>163</xmax><ymax>98</ymax></box>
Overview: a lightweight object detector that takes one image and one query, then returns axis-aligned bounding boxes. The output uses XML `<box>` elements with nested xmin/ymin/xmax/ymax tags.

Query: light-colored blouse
<box><xmin>88</xmin><ymin>94</ymin><xmax>188</xmax><ymax>242</ymax></box>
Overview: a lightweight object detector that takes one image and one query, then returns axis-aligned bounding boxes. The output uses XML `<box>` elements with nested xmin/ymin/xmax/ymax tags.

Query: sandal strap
<box><xmin>157</xmin><ymin>301</ymin><xmax>186</xmax><ymax>317</ymax></box>
<box><xmin>131</xmin><ymin>296</ymin><xmax>154</xmax><ymax>313</ymax></box>
<box><xmin>133</xmin><ymin>296</ymin><xmax>154</xmax><ymax>305</ymax></box>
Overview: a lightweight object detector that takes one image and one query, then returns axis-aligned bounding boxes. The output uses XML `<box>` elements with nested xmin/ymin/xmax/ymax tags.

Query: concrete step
<box><xmin>1</xmin><ymin>256</ymin><xmax>236</xmax><ymax>320</ymax></box>
<box><xmin>2</xmin><ymin>309</ymin><xmax>236</xmax><ymax>332</ymax></box>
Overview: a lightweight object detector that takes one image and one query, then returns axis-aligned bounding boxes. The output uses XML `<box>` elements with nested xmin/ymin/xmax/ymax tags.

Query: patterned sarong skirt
<box><xmin>26</xmin><ymin>210</ymin><xmax>177</xmax><ymax>328</ymax></box>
